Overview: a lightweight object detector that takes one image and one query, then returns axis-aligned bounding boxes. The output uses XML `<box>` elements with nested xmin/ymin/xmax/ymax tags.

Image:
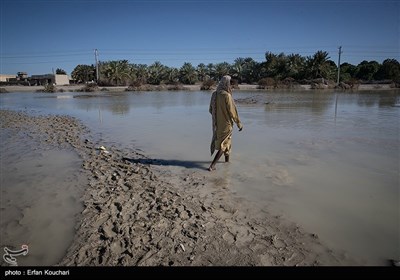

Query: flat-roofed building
<box><xmin>54</xmin><ymin>74</ymin><xmax>69</xmax><ymax>85</ymax></box>
<box><xmin>0</xmin><ymin>74</ymin><xmax>17</xmax><ymax>82</ymax></box>
<box><xmin>29</xmin><ymin>74</ymin><xmax>70</xmax><ymax>85</ymax></box>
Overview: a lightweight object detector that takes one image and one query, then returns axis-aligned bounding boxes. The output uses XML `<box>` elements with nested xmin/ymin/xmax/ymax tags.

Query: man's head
<box><xmin>217</xmin><ymin>75</ymin><xmax>232</xmax><ymax>93</ymax></box>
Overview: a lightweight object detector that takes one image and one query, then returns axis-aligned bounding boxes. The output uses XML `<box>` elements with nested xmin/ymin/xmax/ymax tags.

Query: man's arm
<box><xmin>209</xmin><ymin>91</ymin><xmax>216</xmax><ymax>114</ymax></box>
<box><xmin>225</xmin><ymin>94</ymin><xmax>243</xmax><ymax>130</ymax></box>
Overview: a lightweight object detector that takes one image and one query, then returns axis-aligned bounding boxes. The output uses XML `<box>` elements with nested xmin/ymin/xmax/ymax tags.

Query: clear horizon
<box><xmin>1</xmin><ymin>0</ymin><xmax>399</xmax><ymax>76</ymax></box>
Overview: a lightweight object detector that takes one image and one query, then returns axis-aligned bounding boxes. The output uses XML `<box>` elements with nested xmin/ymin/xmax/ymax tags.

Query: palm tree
<box><xmin>148</xmin><ymin>61</ymin><xmax>167</xmax><ymax>85</ymax></box>
<box><xmin>134</xmin><ymin>64</ymin><xmax>149</xmax><ymax>84</ymax></box>
<box><xmin>264</xmin><ymin>51</ymin><xmax>277</xmax><ymax>76</ymax></box>
<box><xmin>306</xmin><ymin>51</ymin><xmax>331</xmax><ymax>79</ymax></box>
<box><xmin>206</xmin><ymin>63</ymin><xmax>216</xmax><ymax>80</ymax></box>
<box><xmin>102</xmin><ymin>60</ymin><xmax>131</xmax><ymax>86</ymax></box>
<box><xmin>71</xmin><ymin>64</ymin><xmax>95</xmax><ymax>83</ymax></box>
<box><xmin>179</xmin><ymin>62</ymin><xmax>197</xmax><ymax>84</ymax></box>
<box><xmin>165</xmin><ymin>67</ymin><xmax>180</xmax><ymax>84</ymax></box>
<box><xmin>264</xmin><ymin>51</ymin><xmax>288</xmax><ymax>78</ymax></box>
<box><xmin>287</xmin><ymin>54</ymin><xmax>305</xmax><ymax>80</ymax></box>
<box><xmin>214</xmin><ymin>62</ymin><xmax>231</xmax><ymax>80</ymax></box>
<box><xmin>273</xmin><ymin>53</ymin><xmax>290</xmax><ymax>79</ymax></box>
<box><xmin>231</xmin><ymin>58</ymin><xmax>245</xmax><ymax>83</ymax></box>
<box><xmin>196</xmin><ymin>63</ymin><xmax>207</xmax><ymax>82</ymax></box>
<box><xmin>241</xmin><ymin>57</ymin><xmax>259</xmax><ymax>83</ymax></box>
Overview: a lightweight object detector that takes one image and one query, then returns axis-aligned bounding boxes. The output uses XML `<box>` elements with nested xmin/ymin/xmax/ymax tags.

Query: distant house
<box><xmin>54</xmin><ymin>74</ymin><xmax>70</xmax><ymax>85</ymax></box>
<box><xmin>0</xmin><ymin>72</ymin><xmax>28</xmax><ymax>83</ymax></box>
<box><xmin>17</xmin><ymin>72</ymin><xmax>28</xmax><ymax>79</ymax></box>
<box><xmin>0</xmin><ymin>74</ymin><xmax>17</xmax><ymax>82</ymax></box>
<box><xmin>29</xmin><ymin>74</ymin><xmax>70</xmax><ymax>86</ymax></box>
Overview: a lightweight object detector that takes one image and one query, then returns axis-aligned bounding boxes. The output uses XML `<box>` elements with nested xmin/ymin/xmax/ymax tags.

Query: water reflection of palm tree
<box><xmin>98</xmin><ymin>105</ymin><xmax>103</xmax><ymax>124</ymax></box>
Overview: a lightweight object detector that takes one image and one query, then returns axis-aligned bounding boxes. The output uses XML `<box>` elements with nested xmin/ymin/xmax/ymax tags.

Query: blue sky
<box><xmin>1</xmin><ymin>0</ymin><xmax>399</xmax><ymax>75</ymax></box>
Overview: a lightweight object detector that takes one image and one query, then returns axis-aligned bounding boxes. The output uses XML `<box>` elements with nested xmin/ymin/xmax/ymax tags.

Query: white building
<box><xmin>0</xmin><ymin>74</ymin><xmax>17</xmax><ymax>82</ymax></box>
<box><xmin>29</xmin><ymin>74</ymin><xmax>70</xmax><ymax>85</ymax></box>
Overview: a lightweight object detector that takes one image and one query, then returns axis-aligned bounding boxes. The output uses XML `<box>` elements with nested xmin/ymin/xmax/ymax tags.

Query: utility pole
<box><xmin>94</xmin><ymin>49</ymin><xmax>99</xmax><ymax>83</ymax></box>
<box><xmin>337</xmin><ymin>46</ymin><xmax>342</xmax><ymax>85</ymax></box>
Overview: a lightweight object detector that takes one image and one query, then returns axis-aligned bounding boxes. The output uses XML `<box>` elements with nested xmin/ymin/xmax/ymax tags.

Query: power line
<box><xmin>1</xmin><ymin>46</ymin><xmax>397</xmax><ymax>57</ymax></box>
<box><xmin>2</xmin><ymin>60</ymin><xmax>93</xmax><ymax>64</ymax></box>
<box><xmin>1</xmin><ymin>53</ymin><xmax>92</xmax><ymax>59</ymax></box>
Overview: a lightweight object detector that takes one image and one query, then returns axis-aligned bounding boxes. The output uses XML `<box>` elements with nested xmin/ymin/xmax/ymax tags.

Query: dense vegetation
<box><xmin>55</xmin><ymin>68</ymin><xmax>67</xmax><ymax>75</ymax></box>
<box><xmin>71</xmin><ymin>51</ymin><xmax>400</xmax><ymax>87</ymax></box>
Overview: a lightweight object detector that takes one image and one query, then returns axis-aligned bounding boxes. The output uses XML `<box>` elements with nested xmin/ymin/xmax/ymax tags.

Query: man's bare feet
<box><xmin>208</xmin><ymin>166</ymin><xmax>216</xmax><ymax>171</ymax></box>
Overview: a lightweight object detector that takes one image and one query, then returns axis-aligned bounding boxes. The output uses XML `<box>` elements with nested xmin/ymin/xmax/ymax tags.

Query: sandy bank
<box><xmin>0</xmin><ymin>109</ymin><xmax>358</xmax><ymax>266</ymax></box>
<box><xmin>1</xmin><ymin>83</ymin><xmax>397</xmax><ymax>93</ymax></box>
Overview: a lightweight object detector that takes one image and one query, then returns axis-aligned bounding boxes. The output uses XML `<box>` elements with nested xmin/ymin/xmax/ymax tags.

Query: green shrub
<box><xmin>43</xmin><ymin>84</ymin><xmax>56</xmax><ymax>93</ymax></box>
<box><xmin>82</xmin><ymin>83</ymin><xmax>99</xmax><ymax>92</ymax></box>
<box><xmin>201</xmin><ymin>79</ymin><xmax>216</xmax><ymax>90</ymax></box>
<box><xmin>258</xmin><ymin>78</ymin><xmax>275</xmax><ymax>89</ymax></box>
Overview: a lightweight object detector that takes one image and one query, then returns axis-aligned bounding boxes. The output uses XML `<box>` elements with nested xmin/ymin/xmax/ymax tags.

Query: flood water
<box><xmin>1</xmin><ymin>89</ymin><xmax>399</xmax><ymax>265</ymax></box>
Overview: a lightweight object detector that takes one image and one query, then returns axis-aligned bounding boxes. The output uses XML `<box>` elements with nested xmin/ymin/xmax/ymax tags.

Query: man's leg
<box><xmin>224</xmin><ymin>141</ymin><xmax>231</xmax><ymax>162</ymax></box>
<box><xmin>224</xmin><ymin>154</ymin><xmax>230</xmax><ymax>162</ymax></box>
<box><xmin>208</xmin><ymin>149</ymin><xmax>224</xmax><ymax>171</ymax></box>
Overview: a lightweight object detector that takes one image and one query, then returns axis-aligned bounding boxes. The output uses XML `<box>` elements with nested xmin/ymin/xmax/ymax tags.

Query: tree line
<box><xmin>70</xmin><ymin>50</ymin><xmax>400</xmax><ymax>86</ymax></box>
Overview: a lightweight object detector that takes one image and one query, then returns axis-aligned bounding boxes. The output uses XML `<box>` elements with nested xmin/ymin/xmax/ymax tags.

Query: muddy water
<box><xmin>0</xmin><ymin>129</ymin><xmax>85</xmax><ymax>265</ymax></box>
<box><xmin>1</xmin><ymin>90</ymin><xmax>399</xmax><ymax>265</ymax></box>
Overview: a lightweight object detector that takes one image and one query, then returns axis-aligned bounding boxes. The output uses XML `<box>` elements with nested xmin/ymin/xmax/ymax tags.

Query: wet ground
<box><xmin>1</xmin><ymin>90</ymin><xmax>399</xmax><ymax>265</ymax></box>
